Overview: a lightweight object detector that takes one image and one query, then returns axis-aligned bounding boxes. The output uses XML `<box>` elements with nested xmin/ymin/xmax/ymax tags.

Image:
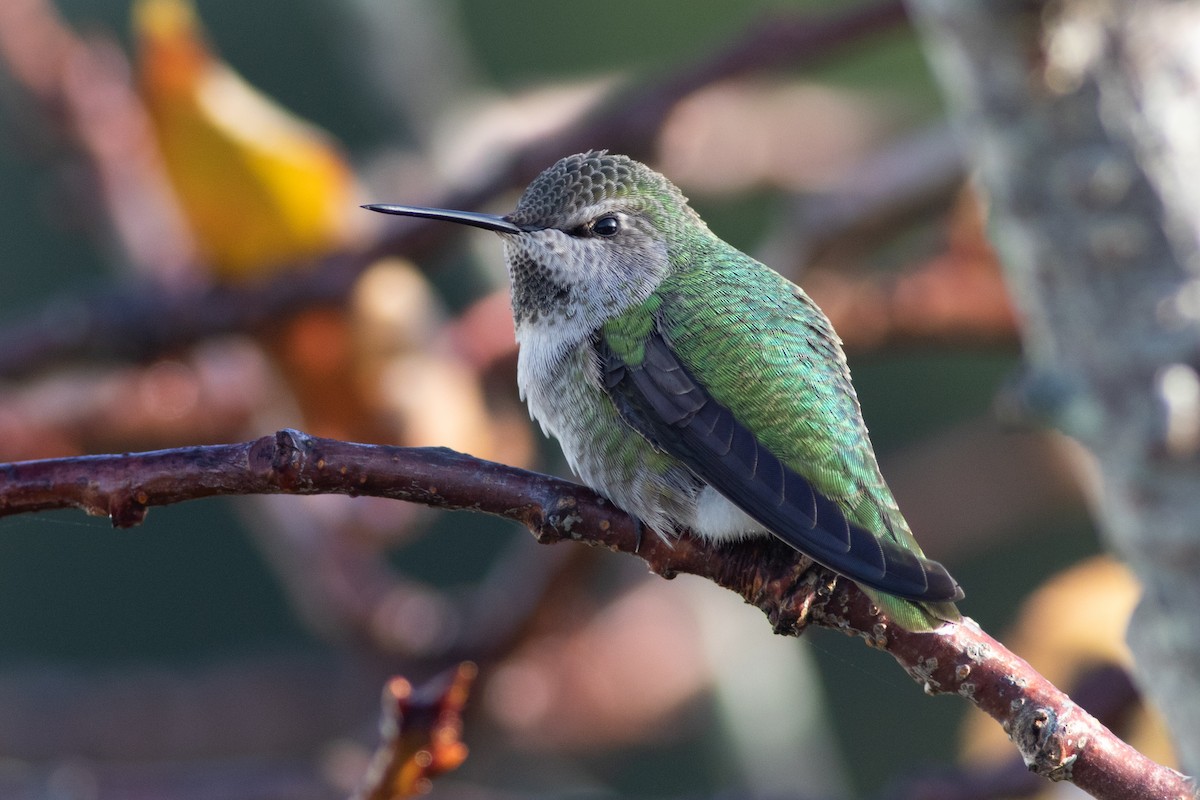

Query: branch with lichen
<box><xmin>0</xmin><ymin>429</ymin><xmax>1190</xmax><ymax>800</ymax></box>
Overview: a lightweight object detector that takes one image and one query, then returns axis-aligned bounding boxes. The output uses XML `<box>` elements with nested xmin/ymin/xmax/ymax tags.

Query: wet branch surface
<box><xmin>0</xmin><ymin>429</ymin><xmax>1191</xmax><ymax>800</ymax></box>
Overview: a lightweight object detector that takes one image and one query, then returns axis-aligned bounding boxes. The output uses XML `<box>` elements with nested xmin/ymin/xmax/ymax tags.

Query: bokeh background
<box><xmin>0</xmin><ymin>0</ymin><xmax>1164</xmax><ymax>797</ymax></box>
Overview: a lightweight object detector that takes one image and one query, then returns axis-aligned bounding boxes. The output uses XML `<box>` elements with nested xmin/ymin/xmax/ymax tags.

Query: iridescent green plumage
<box><xmin>365</xmin><ymin>151</ymin><xmax>962</xmax><ymax>630</ymax></box>
<box><xmin>603</xmin><ymin>262</ymin><xmax>959</xmax><ymax>628</ymax></box>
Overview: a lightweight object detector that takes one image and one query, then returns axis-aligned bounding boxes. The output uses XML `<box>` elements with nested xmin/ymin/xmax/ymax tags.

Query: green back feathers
<box><xmin>658</xmin><ymin>261</ymin><xmax>916</xmax><ymax>551</ymax></box>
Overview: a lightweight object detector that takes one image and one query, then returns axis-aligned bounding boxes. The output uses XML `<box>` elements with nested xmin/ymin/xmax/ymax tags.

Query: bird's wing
<box><xmin>596</xmin><ymin>268</ymin><xmax>962</xmax><ymax>602</ymax></box>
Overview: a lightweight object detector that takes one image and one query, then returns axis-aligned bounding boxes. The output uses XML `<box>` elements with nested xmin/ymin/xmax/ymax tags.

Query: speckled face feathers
<box><xmin>495</xmin><ymin>152</ymin><xmax>693</xmax><ymax>338</ymax></box>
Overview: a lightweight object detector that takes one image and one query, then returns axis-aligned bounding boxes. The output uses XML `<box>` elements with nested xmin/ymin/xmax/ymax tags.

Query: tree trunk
<box><xmin>908</xmin><ymin>0</ymin><xmax>1200</xmax><ymax>776</ymax></box>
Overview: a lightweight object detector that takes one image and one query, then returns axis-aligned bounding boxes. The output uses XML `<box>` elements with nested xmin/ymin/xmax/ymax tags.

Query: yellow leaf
<box><xmin>134</xmin><ymin>0</ymin><xmax>356</xmax><ymax>280</ymax></box>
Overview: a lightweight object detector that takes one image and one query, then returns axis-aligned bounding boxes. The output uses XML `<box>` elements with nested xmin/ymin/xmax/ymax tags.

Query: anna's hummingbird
<box><xmin>366</xmin><ymin>151</ymin><xmax>962</xmax><ymax>627</ymax></box>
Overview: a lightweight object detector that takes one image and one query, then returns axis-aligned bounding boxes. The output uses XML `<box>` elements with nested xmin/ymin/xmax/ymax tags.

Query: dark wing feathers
<box><xmin>598</xmin><ymin>330</ymin><xmax>963</xmax><ymax>603</ymax></box>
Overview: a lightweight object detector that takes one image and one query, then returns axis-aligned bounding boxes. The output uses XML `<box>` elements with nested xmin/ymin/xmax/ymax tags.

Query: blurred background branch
<box><xmin>0</xmin><ymin>0</ymin><xmax>915</xmax><ymax>380</ymax></box>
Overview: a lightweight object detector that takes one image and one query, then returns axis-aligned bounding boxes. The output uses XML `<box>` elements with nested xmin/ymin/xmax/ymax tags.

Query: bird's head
<box><xmin>366</xmin><ymin>151</ymin><xmax>709</xmax><ymax>336</ymax></box>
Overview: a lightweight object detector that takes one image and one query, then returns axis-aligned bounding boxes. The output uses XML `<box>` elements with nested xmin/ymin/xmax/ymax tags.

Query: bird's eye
<box><xmin>592</xmin><ymin>215</ymin><xmax>620</xmax><ymax>237</ymax></box>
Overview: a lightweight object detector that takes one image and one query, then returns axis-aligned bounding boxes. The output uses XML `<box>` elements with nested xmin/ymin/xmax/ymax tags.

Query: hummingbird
<box><xmin>366</xmin><ymin>151</ymin><xmax>962</xmax><ymax>628</ymax></box>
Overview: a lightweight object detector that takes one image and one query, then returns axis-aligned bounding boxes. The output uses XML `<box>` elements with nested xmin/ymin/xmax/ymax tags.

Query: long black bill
<box><xmin>362</xmin><ymin>203</ymin><xmax>523</xmax><ymax>235</ymax></box>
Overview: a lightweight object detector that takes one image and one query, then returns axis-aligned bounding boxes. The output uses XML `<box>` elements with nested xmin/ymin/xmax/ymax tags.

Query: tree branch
<box><xmin>877</xmin><ymin>664</ymin><xmax>1143</xmax><ymax>800</ymax></box>
<box><xmin>0</xmin><ymin>430</ymin><xmax>1190</xmax><ymax>800</ymax></box>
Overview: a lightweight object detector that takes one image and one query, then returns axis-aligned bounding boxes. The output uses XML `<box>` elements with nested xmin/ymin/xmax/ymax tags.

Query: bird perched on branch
<box><xmin>367</xmin><ymin>151</ymin><xmax>962</xmax><ymax>630</ymax></box>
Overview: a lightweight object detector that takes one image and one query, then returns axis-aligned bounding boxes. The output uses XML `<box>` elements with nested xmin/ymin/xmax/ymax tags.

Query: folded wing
<box><xmin>597</xmin><ymin>328</ymin><xmax>963</xmax><ymax>603</ymax></box>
